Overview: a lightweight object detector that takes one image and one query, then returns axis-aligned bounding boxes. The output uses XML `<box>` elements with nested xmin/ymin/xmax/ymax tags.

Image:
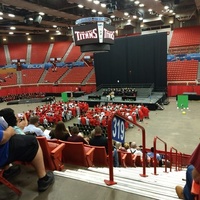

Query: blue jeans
<box><xmin>113</xmin><ymin>148</ymin><xmax>119</xmax><ymax>167</ymax></box>
<box><xmin>183</xmin><ymin>165</ymin><xmax>195</xmax><ymax>200</ymax></box>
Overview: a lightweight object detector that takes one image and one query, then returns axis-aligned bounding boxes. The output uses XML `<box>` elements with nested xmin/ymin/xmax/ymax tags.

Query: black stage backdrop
<box><xmin>94</xmin><ymin>32</ymin><xmax>167</xmax><ymax>91</ymax></box>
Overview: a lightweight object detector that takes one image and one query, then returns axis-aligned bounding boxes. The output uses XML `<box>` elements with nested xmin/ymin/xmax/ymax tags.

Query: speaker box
<box><xmin>34</xmin><ymin>15</ymin><xmax>42</xmax><ymax>24</ymax></box>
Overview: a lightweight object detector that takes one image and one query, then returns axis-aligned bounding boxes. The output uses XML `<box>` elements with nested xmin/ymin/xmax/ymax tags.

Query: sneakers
<box><xmin>3</xmin><ymin>165</ymin><xmax>21</xmax><ymax>179</ymax></box>
<box><xmin>175</xmin><ymin>185</ymin><xmax>184</xmax><ymax>199</ymax></box>
<box><xmin>38</xmin><ymin>171</ymin><xmax>55</xmax><ymax>192</ymax></box>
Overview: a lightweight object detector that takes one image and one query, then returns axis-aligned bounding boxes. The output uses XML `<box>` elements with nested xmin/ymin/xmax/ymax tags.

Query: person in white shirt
<box><xmin>23</xmin><ymin>116</ymin><xmax>50</xmax><ymax>139</ymax></box>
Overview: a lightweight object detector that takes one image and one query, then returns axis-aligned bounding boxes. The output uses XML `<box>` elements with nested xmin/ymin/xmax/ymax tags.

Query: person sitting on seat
<box><xmin>89</xmin><ymin>126</ymin><xmax>119</xmax><ymax>167</ymax></box>
<box><xmin>0</xmin><ymin>117</ymin><xmax>54</xmax><ymax>192</ymax></box>
<box><xmin>49</xmin><ymin>121</ymin><xmax>70</xmax><ymax>141</ymax></box>
<box><xmin>23</xmin><ymin>116</ymin><xmax>50</xmax><ymax>138</ymax></box>
<box><xmin>147</xmin><ymin>147</ymin><xmax>162</xmax><ymax>167</ymax></box>
<box><xmin>67</xmin><ymin>126</ymin><xmax>88</xmax><ymax>144</ymax></box>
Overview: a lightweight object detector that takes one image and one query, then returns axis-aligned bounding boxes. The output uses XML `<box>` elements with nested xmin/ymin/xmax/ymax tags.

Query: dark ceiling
<box><xmin>0</xmin><ymin>0</ymin><xmax>199</xmax><ymax>37</ymax></box>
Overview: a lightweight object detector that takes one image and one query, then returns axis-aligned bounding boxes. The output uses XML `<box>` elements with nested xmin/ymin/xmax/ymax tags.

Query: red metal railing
<box><xmin>170</xmin><ymin>147</ymin><xmax>178</xmax><ymax>172</ymax></box>
<box><xmin>153</xmin><ymin>136</ymin><xmax>168</xmax><ymax>175</ymax></box>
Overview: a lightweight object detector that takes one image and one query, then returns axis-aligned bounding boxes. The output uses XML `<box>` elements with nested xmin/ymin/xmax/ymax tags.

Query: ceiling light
<box><xmin>10</xmin><ymin>26</ymin><xmax>16</xmax><ymax>30</ymax></box>
<box><xmin>110</xmin><ymin>15</ymin><xmax>115</xmax><ymax>18</ymax></box>
<box><xmin>9</xmin><ymin>32</ymin><xmax>14</xmax><ymax>35</ymax></box>
<box><xmin>140</xmin><ymin>24</ymin><xmax>144</xmax><ymax>27</ymax></box>
<box><xmin>124</xmin><ymin>12</ymin><xmax>129</xmax><ymax>16</ymax></box>
<box><xmin>93</xmin><ymin>0</ymin><xmax>100</xmax><ymax>4</ymax></box>
<box><xmin>78</xmin><ymin>4</ymin><xmax>84</xmax><ymax>8</ymax></box>
<box><xmin>29</xmin><ymin>17</ymin><xmax>33</xmax><ymax>21</ymax></box>
<box><xmin>0</xmin><ymin>17</ymin><xmax>3</xmax><ymax>20</ymax></box>
<box><xmin>139</xmin><ymin>17</ymin><xmax>143</xmax><ymax>20</ymax></box>
<box><xmin>98</xmin><ymin>11</ymin><xmax>102</xmax><ymax>15</ymax></box>
<box><xmin>39</xmin><ymin>12</ymin><xmax>45</xmax><ymax>16</ymax></box>
<box><xmin>27</xmin><ymin>38</ymin><xmax>31</xmax><ymax>41</ymax></box>
<box><xmin>133</xmin><ymin>15</ymin><xmax>137</xmax><ymax>19</ymax></box>
<box><xmin>53</xmin><ymin>25</ymin><xmax>57</xmax><ymax>28</ymax></box>
<box><xmin>169</xmin><ymin>9</ymin><xmax>173</xmax><ymax>13</ymax></box>
<box><xmin>134</xmin><ymin>1</ymin><xmax>140</xmax><ymax>5</ymax></box>
<box><xmin>139</xmin><ymin>3</ymin><xmax>144</xmax><ymax>7</ymax></box>
<box><xmin>148</xmin><ymin>9</ymin><xmax>152</xmax><ymax>12</ymax></box>
<box><xmin>101</xmin><ymin>3</ymin><xmax>106</xmax><ymax>8</ymax></box>
<box><xmin>0</xmin><ymin>12</ymin><xmax>3</xmax><ymax>15</ymax></box>
<box><xmin>169</xmin><ymin>20</ymin><xmax>173</xmax><ymax>24</ymax></box>
<box><xmin>92</xmin><ymin>9</ymin><xmax>96</xmax><ymax>13</ymax></box>
<box><xmin>26</xmin><ymin>33</ymin><xmax>29</xmax><ymax>35</ymax></box>
<box><xmin>164</xmin><ymin>6</ymin><xmax>169</xmax><ymax>10</ymax></box>
<box><xmin>46</xmin><ymin>29</ymin><xmax>49</xmax><ymax>32</ymax></box>
<box><xmin>87</xmin><ymin>0</ymin><xmax>92</xmax><ymax>1</ymax></box>
<box><xmin>3</xmin><ymin>38</ymin><xmax>7</xmax><ymax>41</ymax></box>
<box><xmin>50</xmin><ymin>37</ymin><xmax>54</xmax><ymax>40</ymax></box>
<box><xmin>8</xmin><ymin>14</ymin><xmax>15</xmax><ymax>18</ymax></box>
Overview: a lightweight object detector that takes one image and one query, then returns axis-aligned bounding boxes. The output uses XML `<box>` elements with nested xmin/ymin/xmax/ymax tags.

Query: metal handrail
<box><xmin>153</xmin><ymin>136</ymin><xmax>168</xmax><ymax>175</ymax></box>
<box><xmin>170</xmin><ymin>147</ymin><xmax>178</xmax><ymax>172</ymax></box>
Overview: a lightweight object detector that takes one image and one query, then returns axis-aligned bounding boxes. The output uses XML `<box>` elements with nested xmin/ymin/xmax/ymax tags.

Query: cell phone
<box><xmin>17</xmin><ymin>113</ymin><xmax>24</xmax><ymax>118</ymax></box>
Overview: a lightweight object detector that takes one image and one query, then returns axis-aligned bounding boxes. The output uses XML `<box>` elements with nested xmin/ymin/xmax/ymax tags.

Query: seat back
<box><xmin>60</xmin><ymin>141</ymin><xmax>94</xmax><ymax>167</ymax></box>
<box><xmin>92</xmin><ymin>146</ymin><xmax>109</xmax><ymax>167</ymax></box>
<box><xmin>118</xmin><ymin>150</ymin><xmax>127</xmax><ymax>167</ymax></box>
<box><xmin>125</xmin><ymin>152</ymin><xmax>135</xmax><ymax>167</ymax></box>
<box><xmin>37</xmin><ymin>137</ymin><xmax>64</xmax><ymax>171</ymax></box>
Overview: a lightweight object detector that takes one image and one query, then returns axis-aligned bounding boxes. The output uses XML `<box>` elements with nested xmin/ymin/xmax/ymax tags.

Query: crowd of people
<box><xmin>76</xmin><ymin>103</ymin><xmax>150</xmax><ymax>129</ymax></box>
<box><xmin>1</xmin><ymin>92</ymin><xmax>46</xmax><ymax>102</ymax></box>
<box><xmin>102</xmin><ymin>87</ymin><xmax>138</xmax><ymax>97</ymax></box>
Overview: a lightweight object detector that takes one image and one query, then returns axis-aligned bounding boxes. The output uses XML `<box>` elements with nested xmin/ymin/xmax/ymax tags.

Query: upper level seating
<box><xmin>87</xmin><ymin>72</ymin><xmax>96</xmax><ymax>84</ymax></box>
<box><xmin>8</xmin><ymin>43</ymin><xmax>27</xmax><ymax>61</ymax></box>
<box><xmin>50</xmin><ymin>41</ymin><xmax>71</xmax><ymax>59</ymax></box>
<box><xmin>0</xmin><ymin>72</ymin><xmax>17</xmax><ymax>86</ymax></box>
<box><xmin>167</xmin><ymin>60</ymin><xmax>198</xmax><ymax>81</ymax></box>
<box><xmin>61</xmin><ymin>66</ymin><xmax>93</xmax><ymax>84</ymax></box>
<box><xmin>65</xmin><ymin>45</ymin><xmax>81</xmax><ymax>62</ymax></box>
<box><xmin>30</xmin><ymin>43</ymin><xmax>50</xmax><ymax>64</ymax></box>
<box><xmin>43</xmin><ymin>67</ymin><xmax>69</xmax><ymax>83</ymax></box>
<box><xmin>22</xmin><ymin>68</ymin><xmax>44</xmax><ymax>84</ymax></box>
<box><xmin>170</xmin><ymin>26</ymin><xmax>200</xmax><ymax>48</ymax></box>
<box><xmin>0</xmin><ymin>46</ymin><xmax>6</xmax><ymax>66</ymax></box>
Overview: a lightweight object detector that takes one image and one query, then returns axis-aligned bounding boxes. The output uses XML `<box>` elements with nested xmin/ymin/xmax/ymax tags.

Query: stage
<box><xmin>74</xmin><ymin>91</ymin><xmax>166</xmax><ymax>111</ymax></box>
<box><xmin>5</xmin><ymin>90</ymin><xmax>166</xmax><ymax>111</ymax></box>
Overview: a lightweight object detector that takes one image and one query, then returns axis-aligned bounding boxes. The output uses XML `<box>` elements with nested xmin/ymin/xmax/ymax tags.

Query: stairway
<box><xmin>54</xmin><ymin>166</ymin><xmax>186</xmax><ymax>200</ymax></box>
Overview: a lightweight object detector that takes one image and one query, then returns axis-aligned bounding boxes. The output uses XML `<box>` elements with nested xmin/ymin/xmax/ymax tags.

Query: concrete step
<box><xmin>54</xmin><ymin>166</ymin><xmax>186</xmax><ymax>200</ymax></box>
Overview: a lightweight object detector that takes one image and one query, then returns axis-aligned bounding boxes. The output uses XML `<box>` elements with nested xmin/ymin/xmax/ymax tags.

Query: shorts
<box><xmin>6</xmin><ymin>134</ymin><xmax>39</xmax><ymax>165</ymax></box>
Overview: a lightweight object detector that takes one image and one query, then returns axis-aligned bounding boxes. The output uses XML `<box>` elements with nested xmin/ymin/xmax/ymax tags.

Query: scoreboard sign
<box><xmin>72</xmin><ymin>22</ymin><xmax>115</xmax><ymax>46</ymax></box>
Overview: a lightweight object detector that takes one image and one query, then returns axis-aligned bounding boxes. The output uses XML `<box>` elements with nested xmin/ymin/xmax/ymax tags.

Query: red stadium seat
<box><xmin>60</xmin><ymin>141</ymin><xmax>95</xmax><ymax>167</ymax></box>
<box><xmin>37</xmin><ymin>137</ymin><xmax>65</xmax><ymax>171</ymax></box>
<box><xmin>0</xmin><ymin>169</ymin><xmax>22</xmax><ymax>196</ymax></box>
<box><xmin>91</xmin><ymin>146</ymin><xmax>109</xmax><ymax>167</ymax></box>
